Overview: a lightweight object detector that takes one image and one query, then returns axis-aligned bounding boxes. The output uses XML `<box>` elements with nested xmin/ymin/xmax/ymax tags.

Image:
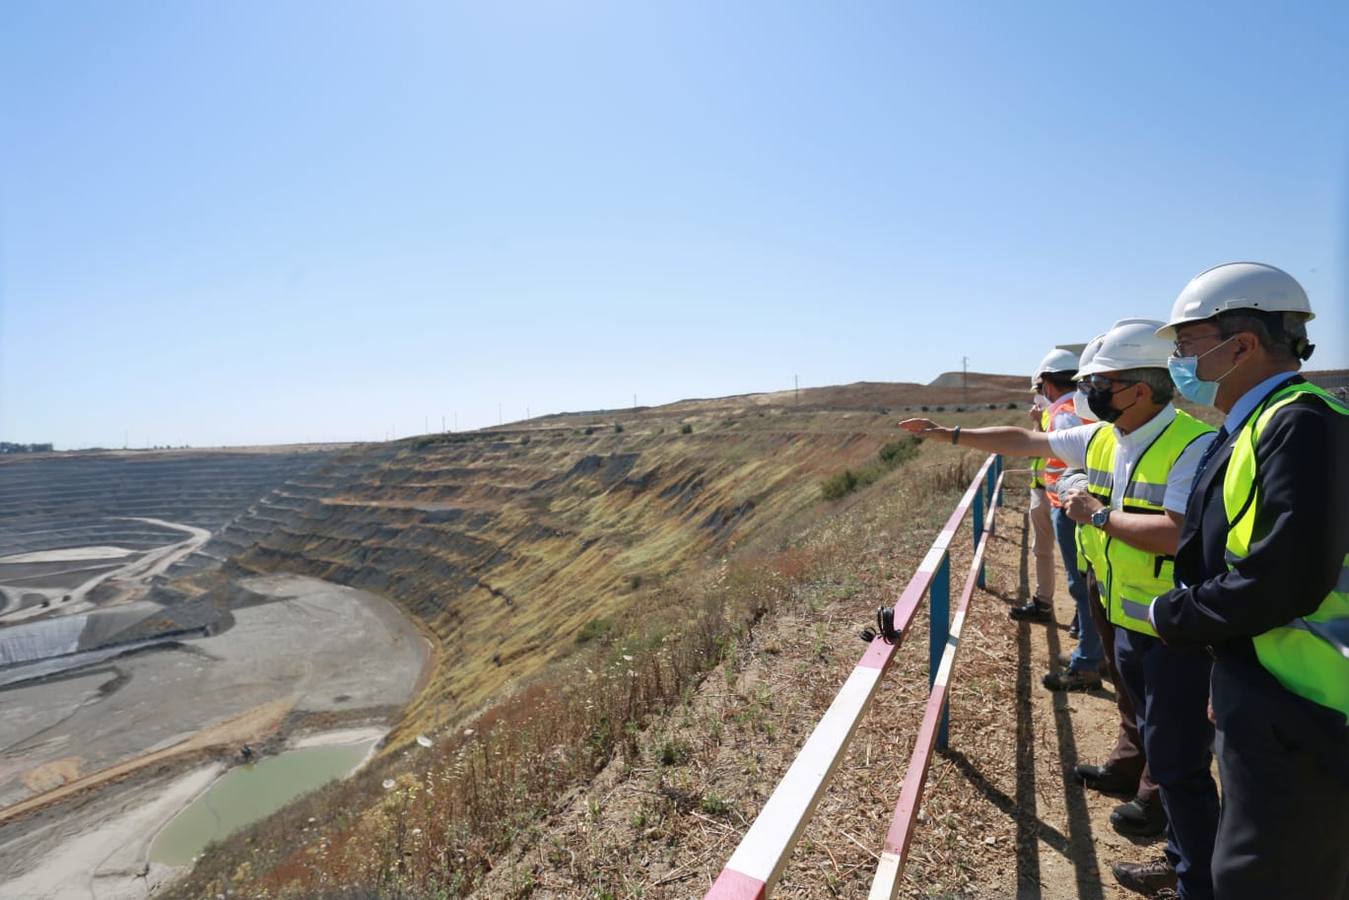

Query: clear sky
<box><xmin>3</xmin><ymin>1</ymin><xmax>1346</xmax><ymax>449</ymax></box>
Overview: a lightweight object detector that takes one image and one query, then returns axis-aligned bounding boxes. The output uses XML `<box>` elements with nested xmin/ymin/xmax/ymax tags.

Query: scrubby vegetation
<box><xmin>820</xmin><ymin>435</ymin><xmax>922</xmax><ymax>500</ymax></box>
<box><xmin>160</xmin><ymin>400</ymin><xmax>1017</xmax><ymax>900</ymax></box>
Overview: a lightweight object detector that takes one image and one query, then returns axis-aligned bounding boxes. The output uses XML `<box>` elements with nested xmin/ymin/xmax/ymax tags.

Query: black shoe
<box><xmin>1073</xmin><ymin>764</ymin><xmax>1137</xmax><ymax>796</ymax></box>
<box><xmin>1111</xmin><ymin>796</ymin><xmax>1167</xmax><ymax>838</ymax></box>
<box><xmin>1111</xmin><ymin>856</ymin><xmax>1176</xmax><ymax>895</ymax></box>
<box><xmin>1009</xmin><ymin>598</ymin><xmax>1052</xmax><ymax>622</ymax></box>
<box><xmin>1043</xmin><ymin>668</ymin><xmax>1103</xmax><ymax>691</ymax></box>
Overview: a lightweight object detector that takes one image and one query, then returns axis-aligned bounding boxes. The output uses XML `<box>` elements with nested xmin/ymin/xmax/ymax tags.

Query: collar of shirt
<box><xmin>1113</xmin><ymin>402</ymin><xmax>1177</xmax><ymax>452</ymax></box>
<box><xmin>1224</xmin><ymin>371</ymin><xmax>1299</xmax><ymax>433</ymax></box>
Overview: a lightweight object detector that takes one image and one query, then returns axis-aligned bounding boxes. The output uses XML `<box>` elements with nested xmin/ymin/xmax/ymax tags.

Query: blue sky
<box><xmin>2</xmin><ymin>1</ymin><xmax>1346</xmax><ymax>448</ymax></box>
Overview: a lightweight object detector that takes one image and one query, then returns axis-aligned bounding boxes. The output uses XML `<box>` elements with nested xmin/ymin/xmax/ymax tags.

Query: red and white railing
<box><xmin>705</xmin><ymin>454</ymin><xmax>1005</xmax><ymax>900</ymax></box>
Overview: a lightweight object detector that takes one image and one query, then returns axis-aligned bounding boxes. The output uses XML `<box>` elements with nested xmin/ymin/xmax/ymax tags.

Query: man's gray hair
<box><xmin>1216</xmin><ymin>309</ymin><xmax>1311</xmax><ymax>364</ymax></box>
<box><xmin>1114</xmin><ymin>367</ymin><xmax>1175</xmax><ymax>406</ymax></box>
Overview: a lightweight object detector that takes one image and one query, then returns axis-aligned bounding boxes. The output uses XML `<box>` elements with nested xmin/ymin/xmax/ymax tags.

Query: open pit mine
<box><xmin>0</xmin><ymin>378</ymin><xmax>1030</xmax><ymax>899</ymax></box>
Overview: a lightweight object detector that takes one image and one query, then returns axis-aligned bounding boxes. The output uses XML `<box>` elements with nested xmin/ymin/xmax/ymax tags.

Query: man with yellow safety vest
<box><xmin>1148</xmin><ymin>263</ymin><xmax>1349</xmax><ymax>899</ymax></box>
<box><xmin>899</xmin><ymin>318</ymin><xmax>1220</xmax><ymax>899</ymax></box>
<box><xmin>1015</xmin><ymin>348</ymin><xmax>1086</xmax><ymax>629</ymax></box>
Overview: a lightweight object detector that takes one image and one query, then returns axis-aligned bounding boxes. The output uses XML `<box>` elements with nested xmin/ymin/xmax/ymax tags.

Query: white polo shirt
<box><xmin>1046</xmin><ymin>404</ymin><xmax>1216</xmax><ymax>514</ymax></box>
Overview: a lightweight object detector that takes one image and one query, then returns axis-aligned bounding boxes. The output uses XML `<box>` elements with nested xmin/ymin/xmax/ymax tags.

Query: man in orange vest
<box><xmin>1014</xmin><ymin>348</ymin><xmax>1084</xmax><ymax>627</ymax></box>
<box><xmin>1025</xmin><ymin>348</ymin><xmax>1105</xmax><ymax>691</ymax></box>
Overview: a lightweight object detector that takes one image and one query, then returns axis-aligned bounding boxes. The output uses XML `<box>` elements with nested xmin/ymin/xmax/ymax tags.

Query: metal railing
<box><xmin>704</xmin><ymin>454</ymin><xmax>1004</xmax><ymax>900</ymax></box>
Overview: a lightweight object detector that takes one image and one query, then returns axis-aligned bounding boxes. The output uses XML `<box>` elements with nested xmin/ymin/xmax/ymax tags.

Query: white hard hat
<box><xmin>1076</xmin><ymin>318</ymin><xmax>1172</xmax><ymax>377</ymax></box>
<box><xmin>1030</xmin><ymin>347</ymin><xmax>1080</xmax><ymax>387</ymax></box>
<box><xmin>1157</xmin><ymin>262</ymin><xmax>1313</xmax><ymax>339</ymax></box>
<box><xmin>1077</xmin><ymin>332</ymin><xmax>1107</xmax><ymax>371</ymax></box>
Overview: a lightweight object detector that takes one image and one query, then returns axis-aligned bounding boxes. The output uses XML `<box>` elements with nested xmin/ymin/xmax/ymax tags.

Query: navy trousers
<box><xmin>1115</xmin><ymin>628</ymin><xmax>1219</xmax><ymax>900</ymax></box>
<box><xmin>1210</xmin><ymin>657</ymin><xmax>1349</xmax><ymax>899</ymax></box>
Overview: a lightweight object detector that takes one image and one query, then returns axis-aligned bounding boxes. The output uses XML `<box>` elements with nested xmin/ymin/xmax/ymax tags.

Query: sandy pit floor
<box><xmin>0</xmin><ymin>574</ymin><xmax>429</xmax><ymax>895</ymax></box>
<box><xmin>0</xmin><ymin>547</ymin><xmax>138</xmax><ymax>564</ymax></box>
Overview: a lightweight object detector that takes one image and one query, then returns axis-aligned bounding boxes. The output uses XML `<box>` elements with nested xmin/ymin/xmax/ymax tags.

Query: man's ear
<box><xmin>1232</xmin><ymin>330</ymin><xmax>1261</xmax><ymax>361</ymax></box>
<box><xmin>1133</xmin><ymin>379</ymin><xmax>1154</xmax><ymax>406</ymax></box>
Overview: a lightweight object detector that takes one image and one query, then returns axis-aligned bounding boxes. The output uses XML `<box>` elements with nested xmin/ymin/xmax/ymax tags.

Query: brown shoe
<box><xmin>1111</xmin><ymin>856</ymin><xmax>1177</xmax><ymax>896</ymax></box>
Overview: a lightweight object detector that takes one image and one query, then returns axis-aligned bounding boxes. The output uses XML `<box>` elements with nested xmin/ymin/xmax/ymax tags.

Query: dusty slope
<box><xmin>473</xmin><ymin>462</ymin><xmax>1153</xmax><ymax>900</ymax></box>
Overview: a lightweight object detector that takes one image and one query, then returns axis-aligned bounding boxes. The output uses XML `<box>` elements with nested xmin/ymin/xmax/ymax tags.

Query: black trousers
<box><xmin>1211</xmin><ymin>656</ymin><xmax>1349</xmax><ymax>899</ymax></box>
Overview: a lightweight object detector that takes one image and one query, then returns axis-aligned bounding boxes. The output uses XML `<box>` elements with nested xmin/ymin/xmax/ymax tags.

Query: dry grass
<box><xmin>161</xmin><ymin>406</ymin><xmax>1030</xmax><ymax>900</ymax></box>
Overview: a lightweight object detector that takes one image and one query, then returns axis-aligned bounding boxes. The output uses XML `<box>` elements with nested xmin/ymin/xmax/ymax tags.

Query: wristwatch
<box><xmin>1091</xmin><ymin>507</ymin><xmax>1111</xmax><ymax>530</ymax></box>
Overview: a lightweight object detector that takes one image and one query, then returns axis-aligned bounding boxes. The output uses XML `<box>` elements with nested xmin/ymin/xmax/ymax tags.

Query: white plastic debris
<box><xmin>382</xmin><ymin>778</ymin><xmax>396</xmax><ymax>790</ymax></box>
<box><xmin>416</xmin><ymin>734</ymin><xmax>433</xmax><ymax>748</ymax></box>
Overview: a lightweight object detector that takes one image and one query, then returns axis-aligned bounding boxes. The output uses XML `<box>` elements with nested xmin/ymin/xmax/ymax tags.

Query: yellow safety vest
<box><xmin>1081</xmin><ymin>411</ymin><xmax>1216</xmax><ymax>636</ymax></box>
<box><xmin>1030</xmin><ymin>408</ymin><xmax>1050</xmax><ymax>488</ymax></box>
<box><xmin>1224</xmin><ymin>380</ymin><xmax>1349</xmax><ymax>718</ymax></box>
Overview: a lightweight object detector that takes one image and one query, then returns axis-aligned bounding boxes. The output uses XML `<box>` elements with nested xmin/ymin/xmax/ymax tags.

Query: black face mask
<box><xmin>1086</xmin><ymin>384</ymin><xmax>1137</xmax><ymax>423</ymax></box>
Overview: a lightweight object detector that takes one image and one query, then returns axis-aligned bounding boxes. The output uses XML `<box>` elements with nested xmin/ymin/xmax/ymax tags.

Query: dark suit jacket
<box><xmin>1152</xmin><ymin>375</ymin><xmax>1349</xmax><ymax>671</ymax></box>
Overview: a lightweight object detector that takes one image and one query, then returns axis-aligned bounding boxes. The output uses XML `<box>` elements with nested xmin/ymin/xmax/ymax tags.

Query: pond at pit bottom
<box><xmin>149</xmin><ymin>739</ymin><xmax>376</xmax><ymax>867</ymax></box>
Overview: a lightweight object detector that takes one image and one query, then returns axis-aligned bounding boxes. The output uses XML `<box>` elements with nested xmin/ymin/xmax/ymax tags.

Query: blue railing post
<box><xmin>930</xmin><ymin>554</ymin><xmax>951</xmax><ymax>749</ymax></box>
<box><xmin>972</xmin><ymin>488</ymin><xmax>986</xmax><ymax>589</ymax></box>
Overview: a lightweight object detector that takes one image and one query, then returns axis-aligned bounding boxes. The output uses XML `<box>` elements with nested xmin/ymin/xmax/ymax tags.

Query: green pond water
<box><xmin>149</xmin><ymin>739</ymin><xmax>375</xmax><ymax>866</ymax></box>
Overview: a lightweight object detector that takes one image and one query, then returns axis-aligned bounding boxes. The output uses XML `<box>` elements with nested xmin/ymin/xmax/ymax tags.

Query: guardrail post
<box><xmin>930</xmin><ymin>554</ymin><xmax>951</xmax><ymax>749</ymax></box>
<box><xmin>972</xmin><ymin>487</ymin><xmax>985</xmax><ymax>589</ymax></box>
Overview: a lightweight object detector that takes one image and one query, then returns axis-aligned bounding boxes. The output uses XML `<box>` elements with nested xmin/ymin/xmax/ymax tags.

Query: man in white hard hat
<box><xmin>1027</xmin><ymin>347</ymin><xmax>1107</xmax><ymax>691</ymax></box>
<box><xmin>899</xmin><ymin>318</ymin><xmax>1219</xmax><ymax>899</ymax></box>
<box><xmin>1014</xmin><ymin>348</ymin><xmax>1087</xmax><ymax>630</ymax></box>
<box><xmin>1062</xmin><ymin>333</ymin><xmax>1164</xmax><ymax>840</ymax></box>
<box><xmin>1148</xmin><ymin>262</ymin><xmax>1349</xmax><ymax>899</ymax></box>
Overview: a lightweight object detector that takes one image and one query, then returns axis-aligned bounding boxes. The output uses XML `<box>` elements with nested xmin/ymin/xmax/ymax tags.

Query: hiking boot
<box><xmin>1057</xmin><ymin>651</ymin><xmax>1108</xmax><ymax>673</ymax></box>
<box><xmin>1111</xmin><ymin>795</ymin><xmax>1168</xmax><ymax>838</ymax></box>
<box><xmin>1073</xmin><ymin>764</ymin><xmax>1137</xmax><ymax>796</ymax></box>
<box><xmin>1010</xmin><ymin>598</ymin><xmax>1052</xmax><ymax>622</ymax></box>
<box><xmin>1111</xmin><ymin>856</ymin><xmax>1177</xmax><ymax>895</ymax></box>
<box><xmin>1151</xmin><ymin>890</ymin><xmax>1181</xmax><ymax>900</ymax></box>
<box><xmin>1043</xmin><ymin>668</ymin><xmax>1102</xmax><ymax>691</ymax></box>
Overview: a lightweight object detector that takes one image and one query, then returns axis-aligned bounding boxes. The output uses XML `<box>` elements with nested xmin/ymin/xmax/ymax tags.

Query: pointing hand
<box><xmin>897</xmin><ymin>418</ymin><xmax>943</xmax><ymax>437</ymax></box>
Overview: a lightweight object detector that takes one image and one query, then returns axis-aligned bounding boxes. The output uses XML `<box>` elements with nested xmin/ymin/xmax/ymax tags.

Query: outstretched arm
<box><xmin>897</xmin><ymin>418</ymin><xmax>1054</xmax><ymax>459</ymax></box>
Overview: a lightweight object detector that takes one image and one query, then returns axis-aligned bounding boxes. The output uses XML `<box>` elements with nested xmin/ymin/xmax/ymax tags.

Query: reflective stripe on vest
<box><xmin>1223</xmin><ymin>380</ymin><xmax>1349</xmax><ymax>718</ymax></box>
<box><xmin>1085</xmin><ymin>409</ymin><xmax>1215</xmax><ymax>636</ymax></box>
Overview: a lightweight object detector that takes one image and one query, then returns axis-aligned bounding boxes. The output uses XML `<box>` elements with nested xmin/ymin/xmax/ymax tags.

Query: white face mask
<box><xmin>1031</xmin><ymin>393</ymin><xmax>1049</xmax><ymax>410</ymax></box>
<box><xmin>1072</xmin><ymin>388</ymin><xmax>1093</xmax><ymax>420</ymax></box>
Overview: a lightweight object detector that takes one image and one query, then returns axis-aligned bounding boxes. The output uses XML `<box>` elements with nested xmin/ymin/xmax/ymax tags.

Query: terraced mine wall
<box><xmin>0</xmin><ymin>449</ymin><xmax>338</xmax><ymax>561</ymax></box>
<box><xmin>214</xmin><ymin>423</ymin><xmax>891</xmax><ymax>739</ymax></box>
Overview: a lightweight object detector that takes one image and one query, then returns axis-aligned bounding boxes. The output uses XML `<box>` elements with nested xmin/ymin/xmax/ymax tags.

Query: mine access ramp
<box><xmin>705</xmin><ymin>453</ymin><xmax>1006</xmax><ymax>900</ymax></box>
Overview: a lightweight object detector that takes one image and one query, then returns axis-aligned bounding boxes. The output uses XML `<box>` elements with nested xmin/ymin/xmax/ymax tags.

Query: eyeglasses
<box><xmin>1080</xmin><ymin>374</ymin><xmax>1138</xmax><ymax>392</ymax></box>
<box><xmin>1171</xmin><ymin>330</ymin><xmax>1225</xmax><ymax>357</ymax></box>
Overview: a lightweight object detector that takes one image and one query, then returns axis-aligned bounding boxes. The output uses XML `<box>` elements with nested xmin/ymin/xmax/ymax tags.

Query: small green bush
<box><xmin>576</xmin><ymin>617</ymin><xmax>615</xmax><ymax>644</ymax></box>
<box><xmin>701</xmin><ymin>792</ymin><xmax>729</xmax><ymax>816</ymax></box>
<box><xmin>613</xmin><ymin>423</ymin><xmax>624</xmax><ymax>433</ymax></box>
<box><xmin>821</xmin><ymin>469</ymin><xmax>859</xmax><ymax>500</ymax></box>
<box><xmin>680</xmin><ymin>423</ymin><xmax>693</xmax><ymax>434</ymax></box>
<box><xmin>583</xmin><ymin>426</ymin><xmax>595</xmax><ymax>436</ymax></box>
<box><xmin>659</xmin><ymin>739</ymin><xmax>691</xmax><ymax>766</ymax></box>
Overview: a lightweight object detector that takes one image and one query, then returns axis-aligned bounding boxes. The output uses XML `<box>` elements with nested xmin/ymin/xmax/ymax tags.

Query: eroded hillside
<box><xmin>217</xmin><ymin>414</ymin><xmax>920</xmax><ymax>742</ymax></box>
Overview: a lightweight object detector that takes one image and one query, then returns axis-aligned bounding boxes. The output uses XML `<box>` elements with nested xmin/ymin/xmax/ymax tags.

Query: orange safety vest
<box><xmin>1042</xmin><ymin>394</ymin><xmax>1087</xmax><ymax>508</ymax></box>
